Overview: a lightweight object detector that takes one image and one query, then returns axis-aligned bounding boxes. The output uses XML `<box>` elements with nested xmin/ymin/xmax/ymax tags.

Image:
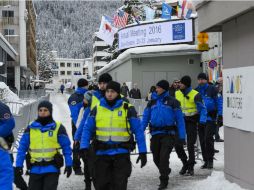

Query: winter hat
<box><xmin>156</xmin><ymin>80</ymin><xmax>169</xmax><ymax>91</ymax></box>
<box><xmin>98</xmin><ymin>73</ymin><xmax>112</xmax><ymax>83</ymax></box>
<box><xmin>106</xmin><ymin>81</ymin><xmax>121</xmax><ymax>94</ymax></box>
<box><xmin>38</xmin><ymin>100</ymin><xmax>53</xmax><ymax>115</ymax></box>
<box><xmin>180</xmin><ymin>76</ymin><xmax>192</xmax><ymax>88</ymax></box>
<box><xmin>77</xmin><ymin>78</ymin><xmax>88</xmax><ymax>88</ymax></box>
<box><xmin>197</xmin><ymin>72</ymin><xmax>208</xmax><ymax>80</ymax></box>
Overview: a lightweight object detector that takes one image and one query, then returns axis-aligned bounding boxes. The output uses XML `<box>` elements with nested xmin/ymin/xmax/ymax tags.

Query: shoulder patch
<box><xmin>3</xmin><ymin>113</ymin><xmax>10</xmax><ymax>119</ymax></box>
<box><xmin>71</xmin><ymin>101</ymin><xmax>77</xmax><ymax>105</ymax></box>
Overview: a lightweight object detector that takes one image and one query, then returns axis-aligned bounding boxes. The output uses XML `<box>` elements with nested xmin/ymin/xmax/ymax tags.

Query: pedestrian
<box><xmin>15</xmin><ymin>100</ymin><xmax>73</xmax><ymax>190</ymax></box>
<box><xmin>145</xmin><ymin>85</ymin><xmax>156</xmax><ymax>101</ymax></box>
<box><xmin>80</xmin><ymin>81</ymin><xmax>147</xmax><ymax>190</ymax></box>
<box><xmin>60</xmin><ymin>84</ymin><xmax>65</xmax><ymax>94</ymax></box>
<box><xmin>215</xmin><ymin>77</ymin><xmax>224</xmax><ymax>142</ymax></box>
<box><xmin>175</xmin><ymin>76</ymin><xmax>207</xmax><ymax>175</ymax></box>
<box><xmin>27</xmin><ymin>83</ymin><xmax>32</xmax><ymax>90</ymax></box>
<box><xmin>0</xmin><ymin>101</ymin><xmax>15</xmax><ymax>190</ymax></box>
<box><xmin>142</xmin><ymin>80</ymin><xmax>186</xmax><ymax>190</ymax></box>
<box><xmin>129</xmin><ymin>83</ymin><xmax>141</xmax><ymax>99</ymax></box>
<box><xmin>68</xmin><ymin>78</ymin><xmax>88</xmax><ymax>176</ymax></box>
<box><xmin>169</xmin><ymin>79</ymin><xmax>180</xmax><ymax>97</ymax></box>
<box><xmin>196</xmin><ymin>73</ymin><xmax>219</xmax><ymax>169</ymax></box>
<box><xmin>74</xmin><ymin>73</ymin><xmax>113</xmax><ymax>190</ymax></box>
<box><xmin>120</xmin><ymin>82</ymin><xmax>130</xmax><ymax>97</ymax></box>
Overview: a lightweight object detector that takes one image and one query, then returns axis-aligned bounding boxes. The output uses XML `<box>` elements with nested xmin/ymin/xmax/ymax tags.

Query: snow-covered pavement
<box><xmin>15</xmin><ymin>93</ymin><xmax>245</xmax><ymax>190</ymax></box>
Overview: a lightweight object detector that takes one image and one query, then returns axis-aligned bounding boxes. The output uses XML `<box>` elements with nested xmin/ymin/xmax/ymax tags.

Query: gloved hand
<box><xmin>217</xmin><ymin>115</ymin><xmax>223</xmax><ymax>127</ymax></box>
<box><xmin>136</xmin><ymin>153</ymin><xmax>147</xmax><ymax>168</ymax></box>
<box><xmin>80</xmin><ymin>148</ymin><xmax>89</xmax><ymax>160</ymax></box>
<box><xmin>14</xmin><ymin>167</ymin><xmax>23</xmax><ymax>176</ymax></box>
<box><xmin>64</xmin><ymin>166</ymin><xmax>72</xmax><ymax>178</ymax></box>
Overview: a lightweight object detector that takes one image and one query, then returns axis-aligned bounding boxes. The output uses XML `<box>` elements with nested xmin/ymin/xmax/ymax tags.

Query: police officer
<box><xmin>196</xmin><ymin>73</ymin><xmax>219</xmax><ymax>169</ymax></box>
<box><xmin>0</xmin><ymin>101</ymin><xmax>15</xmax><ymax>190</ymax></box>
<box><xmin>175</xmin><ymin>76</ymin><xmax>207</xmax><ymax>175</ymax></box>
<box><xmin>68</xmin><ymin>78</ymin><xmax>88</xmax><ymax>175</ymax></box>
<box><xmin>142</xmin><ymin>80</ymin><xmax>186</xmax><ymax>190</ymax></box>
<box><xmin>80</xmin><ymin>81</ymin><xmax>147</xmax><ymax>190</ymax></box>
<box><xmin>15</xmin><ymin>101</ymin><xmax>72</xmax><ymax>190</ymax></box>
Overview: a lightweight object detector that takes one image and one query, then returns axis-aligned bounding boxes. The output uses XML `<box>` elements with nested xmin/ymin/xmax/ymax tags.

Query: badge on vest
<box><xmin>118</xmin><ymin>111</ymin><xmax>122</xmax><ymax>116</ymax></box>
<box><xmin>48</xmin><ymin>131</ymin><xmax>53</xmax><ymax>137</ymax></box>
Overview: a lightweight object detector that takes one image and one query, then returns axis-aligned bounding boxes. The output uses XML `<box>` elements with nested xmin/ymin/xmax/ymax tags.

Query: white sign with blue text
<box><xmin>118</xmin><ymin>19</ymin><xmax>193</xmax><ymax>50</ymax></box>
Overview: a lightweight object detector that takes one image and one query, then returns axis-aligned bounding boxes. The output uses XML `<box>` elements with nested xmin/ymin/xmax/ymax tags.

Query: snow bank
<box><xmin>192</xmin><ymin>171</ymin><xmax>245</xmax><ymax>190</ymax></box>
<box><xmin>0</xmin><ymin>82</ymin><xmax>19</xmax><ymax>102</ymax></box>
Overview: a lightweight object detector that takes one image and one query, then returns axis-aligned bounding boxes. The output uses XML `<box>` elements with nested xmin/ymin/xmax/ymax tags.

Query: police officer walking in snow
<box><xmin>68</xmin><ymin>78</ymin><xmax>89</xmax><ymax>175</ymax></box>
<box><xmin>142</xmin><ymin>80</ymin><xmax>186</xmax><ymax>190</ymax></box>
<box><xmin>175</xmin><ymin>76</ymin><xmax>207</xmax><ymax>175</ymax></box>
<box><xmin>0</xmin><ymin>101</ymin><xmax>15</xmax><ymax>190</ymax></box>
<box><xmin>15</xmin><ymin>100</ymin><xmax>72</xmax><ymax>190</ymax></box>
<box><xmin>196</xmin><ymin>73</ymin><xmax>219</xmax><ymax>169</ymax></box>
<box><xmin>80</xmin><ymin>81</ymin><xmax>147</xmax><ymax>190</ymax></box>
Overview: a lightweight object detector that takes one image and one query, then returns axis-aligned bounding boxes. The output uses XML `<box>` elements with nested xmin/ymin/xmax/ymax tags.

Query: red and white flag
<box><xmin>113</xmin><ymin>10</ymin><xmax>129</xmax><ymax>29</ymax></box>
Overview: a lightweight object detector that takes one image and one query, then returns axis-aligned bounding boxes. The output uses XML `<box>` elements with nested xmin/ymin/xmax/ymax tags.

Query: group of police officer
<box><xmin>0</xmin><ymin>71</ymin><xmax>222</xmax><ymax>190</ymax></box>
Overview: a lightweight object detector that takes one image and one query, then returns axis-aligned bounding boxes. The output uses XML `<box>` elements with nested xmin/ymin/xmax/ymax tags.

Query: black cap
<box><xmin>106</xmin><ymin>81</ymin><xmax>121</xmax><ymax>94</ymax></box>
<box><xmin>77</xmin><ymin>78</ymin><xmax>88</xmax><ymax>88</ymax></box>
<box><xmin>180</xmin><ymin>76</ymin><xmax>192</xmax><ymax>87</ymax></box>
<box><xmin>197</xmin><ymin>72</ymin><xmax>208</xmax><ymax>80</ymax></box>
<box><xmin>156</xmin><ymin>80</ymin><xmax>169</xmax><ymax>91</ymax></box>
<box><xmin>98</xmin><ymin>73</ymin><xmax>112</xmax><ymax>83</ymax></box>
<box><xmin>38</xmin><ymin>100</ymin><xmax>53</xmax><ymax>115</ymax></box>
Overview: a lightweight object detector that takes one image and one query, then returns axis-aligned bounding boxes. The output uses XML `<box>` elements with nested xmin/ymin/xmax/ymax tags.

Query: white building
<box><xmin>93</xmin><ymin>32</ymin><xmax>112</xmax><ymax>72</ymax></box>
<box><xmin>51</xmin><ymin>58</ymin><xmax>85</xmax><ymax>87</ymax></box>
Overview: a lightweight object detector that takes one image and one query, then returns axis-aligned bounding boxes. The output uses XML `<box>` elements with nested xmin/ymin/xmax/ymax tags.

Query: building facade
<box><xmin>197</xmin><ymin>1</ymin><xmax>254</xmax><ymax>189</ymax></box>
<box><xmin>0</xmin><ymin>0</ymin><xmax>36</xmax><ymax>90</ymax></box>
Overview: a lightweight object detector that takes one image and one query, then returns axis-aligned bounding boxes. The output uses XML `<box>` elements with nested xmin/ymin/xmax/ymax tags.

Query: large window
<box><xmin>60</xmin><ymin>71</ymin><xmax>65</xmax><ymax>75</ymax></box>
<box><xmin>67</xmin><ymin>71</ymin><xmax>72</xmax><ymax>75</ymax></box>
<box><xmin>4</xmin><ymin>29</ymin><xmax>14</xmax><ymax>35</ymax></box>
<box><xmin>74</xmin><ymin>63</ymin><xmax>81</xmax><ymax>68</ymax></box>
<box><xmin>2</xmin><ymin>10</ymin><xmax>14</xmax><ymax>17</ymax></box>
<box><xmin>67</xmin><ymin>63</ymin><xmax>71</xmax><ymax>67</ymax></box>
<box><xmin>52</xmin><ymin>71</ymin><xmax>58</xmax><ymax>76</ymax></box>
<box><xmin>60</xmin><ymin>62</ymin><xmax>65</xmax><ymax>67</ymax></box>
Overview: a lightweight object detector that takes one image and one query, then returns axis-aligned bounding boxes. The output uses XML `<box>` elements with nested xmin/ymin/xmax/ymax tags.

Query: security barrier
<box><xmin>18</xmin><ymin>89</ymin><xmax>46</xmax><ymax>100</ymax></box>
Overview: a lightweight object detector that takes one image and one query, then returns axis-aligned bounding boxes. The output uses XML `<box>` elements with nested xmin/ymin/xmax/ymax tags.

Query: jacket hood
<box><xmin>29</xmin><ymin>121</ymin><xmax>56</xmax><ymax>132</ymax></box>
<box><xmin>75</xmin><ymin>87</ymin><xmax>87</xmax><ymax>95</ymax></box>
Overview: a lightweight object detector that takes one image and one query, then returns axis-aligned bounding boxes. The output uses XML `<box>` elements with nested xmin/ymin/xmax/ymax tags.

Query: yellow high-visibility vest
<box><xmin>91</xmin><ymin>95</ymin><xmax>100</xmax><ymax>110</ymax></box>
<box><xmin>175</xmin><ymin>90</ymin><xmax>199</xmax><ymax>116</ymax></box>
<box><xmin>29</xmin><ymin>121</ymin><xmax>61</xmax><ymax>163</ymax></box>
<box><xmin>95</xmin><ymin>103</ymin><xmax>131</xmax><ymax>142</ymax></box>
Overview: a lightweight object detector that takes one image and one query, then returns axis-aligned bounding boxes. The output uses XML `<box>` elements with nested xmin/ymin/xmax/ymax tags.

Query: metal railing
<box><xmin>18</xmin><ymin>89</ymin><xmax>46</xmax><ymax>100</ymax></box>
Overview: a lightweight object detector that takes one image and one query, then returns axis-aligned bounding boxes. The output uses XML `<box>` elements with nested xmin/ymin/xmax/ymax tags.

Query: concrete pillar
<box><xmin>15</xmin><ymin>66</ymin><xmax>20</xmax><ymax>90</ymax></box>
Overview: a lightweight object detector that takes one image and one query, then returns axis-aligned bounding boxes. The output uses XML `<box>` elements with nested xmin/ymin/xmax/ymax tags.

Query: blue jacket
<box><xmin>80</xmin><ymin>98</ymin><xmax>147</xmax><ymax>155</ymax></box>
<box><xmin>142</xmin><ymin>91</ymin><xmax>186</xmax><ymax>139</ymax></box>
<box><xmin>16</xmin><ymin>121</ymin><xmax>72</xmax><ymax>174</ymax></box>
<box><xmin>196</xmin><ymin>84</ymin><xmax>218</xmax><ymax>121</ymax></box>
<box><xmin>74</xmin><ymin>90</ymin><xmax>102</xmax><ymax>141</ymax></box>
<box><xmin>217</xmin><ymin>93</ymin><xmax>223</xmax><ymax>116</ymax></box>
<box><xmin>181</xmin><ymin>87</ymin><xmax>207</xmax><ymax>124</ymax></box>
<box><xmin>0</xmin><ymin>102</ymin><xmax>14</xmax><ymax>190</ymax></box>
<box><xmin>68</xmin><ymin>88</ymin><xmax>88</xmax><ymax>126</ymax></box>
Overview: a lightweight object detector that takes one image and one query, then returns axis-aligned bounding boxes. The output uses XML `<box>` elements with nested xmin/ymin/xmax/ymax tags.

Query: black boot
<box><xmin>187</xmin><ymin>165</ymin><xmax>194</xmax><ymax>176</ymax></box>
<box><xmin>158</xmin><ymin>180</ymin><xmax>168</xmax><ymax>190</ymax></box>
<box><xmin>201</xmin><ymin>162</ymin><xmax>208</xmax><ymax>169</ymax></box>
<box><xmin>85</xmin><ymin>181</ymin><xmax>91</xmax><ymax>190</ymax></box>
<box><xmin>179</xmin><ymin>162</ymin><xmax>188</xmax><ymax>175</ymax></box>
<box><xmin>207</xmin><ymin>161</ymin><xmax>213</xmax><ymax>169</ymax></box>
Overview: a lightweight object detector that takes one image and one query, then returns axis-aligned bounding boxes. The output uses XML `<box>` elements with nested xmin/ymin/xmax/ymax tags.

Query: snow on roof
<box><xmin>0</xmin><ymin>82</ymin><xmax>19</xmax><ymax>102</ymax></box>
<box><xmin>97</xmin><ymin>44</ymin><xmax>199</xmax><ymax>75</ymax></box>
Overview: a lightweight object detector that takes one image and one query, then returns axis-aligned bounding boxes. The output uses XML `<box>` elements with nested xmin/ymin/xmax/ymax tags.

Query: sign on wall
<box><xmin>223</xmin><ymin>66</ymin><xmax>254</xmax><ymax>132</ymax></box>
<box><xmin>118</xmin><ymin>19</ymin><xmax>193</xmax><ymax>50</ymax></box>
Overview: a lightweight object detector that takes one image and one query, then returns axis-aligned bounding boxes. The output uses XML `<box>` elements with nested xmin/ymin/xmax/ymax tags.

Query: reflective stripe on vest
<box><xmin>175</xmin><ymin>90</ymin><xmax>198</xmax><ymax>116</ymax></box>
<box><xmin>95</xmin><ymin>104</ymin><xmax>131</xmax><ymax>142</ymax></box>
<box><xmin>91</xmin><ymin>95</ymin><xmax>100</xmax><ymax>110</ymax></box>
<box><xmin>29</xmin><ymin>121</ymin><xmax>61</xmax><ymax>163</ymax></box>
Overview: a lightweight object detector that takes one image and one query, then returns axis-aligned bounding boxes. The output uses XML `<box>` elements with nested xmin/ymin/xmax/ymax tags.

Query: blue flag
<box><xmin>161</xmin><ymin>3</ymin><xmax>172</xmax><ymax>20</ymax></box>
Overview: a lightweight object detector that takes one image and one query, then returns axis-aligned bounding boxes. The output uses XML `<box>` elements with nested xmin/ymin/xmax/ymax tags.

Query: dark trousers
<box><xmin>72</xmin><ymin>121</ymin><xmax>81</xmax><ymax>171</ymax></box>
<box><xmin>93</xmin><ymin>154</ymin><xmax>132</xmax><ymax>190</ymax></box>
<box><xmin>28</xmin><ymin>173</ymin><xmax>59</xmax><ymax>190</ymax></box>
<box><xmin>198</xmin><ymin>121</ymin><xmax>215</xmax><ymax>162</ymax></box>
<box><xmin>150</xmin><ymin>134</ymin><xmax>174</xmax><ymax>181</ymax></box>
<box><xmin>214</xmin><ymin>125</ymin><xmax>221</xmax><ymax>140</ymax></box>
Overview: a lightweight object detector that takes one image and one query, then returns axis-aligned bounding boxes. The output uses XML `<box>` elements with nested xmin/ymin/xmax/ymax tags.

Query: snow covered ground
<box><xmin>14</xmin><ymin>92</ymin><xmax>245</xmax><ymax>190</ymax></box>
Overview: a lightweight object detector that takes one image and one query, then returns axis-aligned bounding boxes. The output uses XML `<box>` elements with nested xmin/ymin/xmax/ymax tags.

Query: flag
<box><xmin>184</xmin><ymin>0</ymin><xmax>194</xmax><ymax>19</ymax></box>
<box><xmin>144</xmin><ymin>6</ymin><xmax>155</xmax><ymax>21</ymax></box>
<box><xmin>161</xmin><ymin>3</ymin><xmax>172</xmax><ymax>19</ymax></box>
<box><xmin>97</xmin><ymin>16</ymin><xmax>117</xmax><ymax>46</ymax></box>
<box><xmin>178</xmin><ymin>0</ymin><xmax>195</xmax><ymax>19</ymax></box>
<box><xmin>177</xmin><ymin>0</ymin><xmax>187</xmax><ymax>19</ymax></box>
<box><xmin>113</xmin><ymin>10</ymin><xmax>129</xmax><ymax>29</ymax></box>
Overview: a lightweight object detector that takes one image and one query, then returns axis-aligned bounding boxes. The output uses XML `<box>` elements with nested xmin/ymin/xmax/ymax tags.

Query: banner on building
<box><xmin>224</xmin><ymin>66</ymin><xmax>254</xmax><ymax>132</ymax></box>
<box><xmin>118</xmin><ymin>19</ymin><xmax>193</xmax><ymax>50</ymax></box>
